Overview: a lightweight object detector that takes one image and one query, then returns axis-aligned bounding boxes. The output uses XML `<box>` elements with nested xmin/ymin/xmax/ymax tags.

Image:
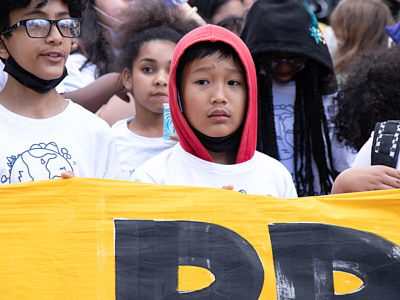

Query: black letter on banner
<box><xmin>115</xmin><ymin>220</ymin><xmax>264</xmax><ymax>299</ymax></box>
<box><xmin>269</xmin><ymin>223</ymin><xmax>400</xmax><ymax>299</ymax></box>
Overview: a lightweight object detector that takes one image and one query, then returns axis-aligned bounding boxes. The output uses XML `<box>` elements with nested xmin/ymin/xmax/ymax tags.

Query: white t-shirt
<box><xmin>112</xmin><ymin>117</ymin><xmax>174</xmax><ymax>178</ymax></box>
<box><xmin>0</xmin><ymin>100</ymin><xmax>123</xmax><ymax>185</ymax></box>
<box><xmin>272</xmin><ymin>81</ymin><xmax>357</xmax><ymax>194</ymax></box>
<box><xmin>352</xmin><ymin>132</ymin><xmax>400</xmax><ymax>170</ymax></box>
<box><xmin>352</xmin><ymin>134</ymin><xmax>373</xmax><ymax>167</ymax></box>
<box><xmin>0</xmin><ymin>60</ymin><xmax>7</xmax><ymax>91</ymax></box>
<box><xmin>131</xmin><ymin>143</ymin><xmax>298</xmax><ymax>198</ymax></box>
<box><xmin>60</xmin><ymin>52</ymin><xmax>97</xmax><ymax>93</ymax></box>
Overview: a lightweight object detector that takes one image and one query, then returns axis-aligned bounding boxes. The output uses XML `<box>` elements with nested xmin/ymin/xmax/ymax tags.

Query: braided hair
<box><xmin>255</xmin><ymin>55</ymin><xmax>337</xmax><ymax>196</ymax></box>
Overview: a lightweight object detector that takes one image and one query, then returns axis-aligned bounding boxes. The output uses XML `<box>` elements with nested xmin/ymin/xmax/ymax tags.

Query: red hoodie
<box><xmin>168</xmin><ymin>24</ymin><xmax>257</xmax><ymax>164</ymax></box>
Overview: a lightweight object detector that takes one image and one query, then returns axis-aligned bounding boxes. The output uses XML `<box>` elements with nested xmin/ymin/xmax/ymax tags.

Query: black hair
<box><xmin>176</xmin><ymin>41</ymin><xmax>245</xmax><ymax>93</ymax></box>
<box><xmin>115</xmin><ymin>0</ymin><xmax>198</xmax><ymax>73</ymax></box>
<box><xmin>255</xmin><ymin>54</ymin><xmax>337</xmax><ymax>197</ymax></box>
<box><xmin>381</xmin><ymin>0</ymin><xmax>400</xmax><ymax>19</ymax></box>
<box><xmin>0</xmin><ymin>0</ymin><xmax>86</xmax><ymax>36</ymax></box>
<box><xmin>117</xmin><ymin>27</ymin><xmax>182</xmax><ymax>73</ymax></box>
<box><xmin>78</xmin><ymin>0</ymin><xmax>114</xmax><ymax>77</ymax></box>
<box><xmin>334</xmin><ymin>46</ymin><xmax>400</xmax><ymax>151</ymax></box>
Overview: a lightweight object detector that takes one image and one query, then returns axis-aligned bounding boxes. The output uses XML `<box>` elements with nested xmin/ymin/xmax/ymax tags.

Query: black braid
<box><xmin>255</xmin><ymin>56</ymin><xmax>337</xmax><ymax>196</ymax></box>
<box><xmin>256</xmin><ymin>56</ymin><xmax>279</xmax><ymax>159</ymax></box>
<box><xmin>296</xmin><ymin>61</ymin><xmax>337</xmax><ymax>196</ymax></box>
<box><xmin>294</xmin><ymin>77</ymin><xmax>314</xmax><ymax>196</ymax></box>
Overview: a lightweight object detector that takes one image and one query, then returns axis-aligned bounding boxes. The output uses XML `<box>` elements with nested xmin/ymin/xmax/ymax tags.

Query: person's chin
<box><xmin>41</xmin><ymin>70</ymin><xmax>65</xmax><ymax>81</ymax></box>
<box><xmin>274</xmin><ymin>76</ymin><xmax>294</xmax><ymax>84</ymax></box>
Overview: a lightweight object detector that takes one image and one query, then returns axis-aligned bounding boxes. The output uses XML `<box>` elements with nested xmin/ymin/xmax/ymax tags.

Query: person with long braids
<box><xmin>241</xmin><ymin>0</ymin><xmax>343</xmax><ymax>196</ymax></box>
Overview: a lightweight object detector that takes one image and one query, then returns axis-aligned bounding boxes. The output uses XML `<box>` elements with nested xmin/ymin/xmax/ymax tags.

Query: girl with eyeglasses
<box><xmin>241</xmin><ymin>0</ymin><xmax>350</xmax><ymax>196</ymax></box>
<box><xmin>0</xmin><ymin>0</ymin><xmax>123</xmax><ymax>184</ymax></box>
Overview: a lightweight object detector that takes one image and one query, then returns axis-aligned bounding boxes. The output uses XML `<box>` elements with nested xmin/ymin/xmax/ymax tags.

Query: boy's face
<box><xmin>181</xmin><ymin>52</ymin><xmax>247</xmax><ymax>138</ymax></box>
<box><xmin>0</xmin><ymin>0</ymin><xmax>71</xmax><ymax>81</ymax></box>
<box><xmin>122</xmin><ymin>40</ymin><xmax>175</xmax><ymax>115</ymax></box>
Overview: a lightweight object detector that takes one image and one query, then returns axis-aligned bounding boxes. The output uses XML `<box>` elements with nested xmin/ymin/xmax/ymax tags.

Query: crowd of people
<box><xmin>1</xmin><ymin>0</ymin><xmax>400</xmax><ymax>197</ymax></box>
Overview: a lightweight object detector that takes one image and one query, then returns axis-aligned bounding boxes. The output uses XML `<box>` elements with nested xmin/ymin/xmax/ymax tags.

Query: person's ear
<box><xmin>121</xmin><ymin>67</ymin><xmax>133</xmax><ymax>91</ymax></box>
<box><xmin>0</xmin><ymin>38</ymin><xmax>9</xmax><ymax>60</ymax></box>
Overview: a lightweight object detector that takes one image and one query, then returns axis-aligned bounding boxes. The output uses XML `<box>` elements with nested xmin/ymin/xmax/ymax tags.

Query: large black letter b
<box><xmin>115</xmin><ymin>220</ymin><xmax>264</xmax><ymax>299</ymax></box>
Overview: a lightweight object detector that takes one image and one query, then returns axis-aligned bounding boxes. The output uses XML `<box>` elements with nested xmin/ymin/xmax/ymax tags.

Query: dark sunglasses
<box><xmin>270</xmin><ymin>56</ymin><xmax>308</xmax><ymax>68</ymax></box>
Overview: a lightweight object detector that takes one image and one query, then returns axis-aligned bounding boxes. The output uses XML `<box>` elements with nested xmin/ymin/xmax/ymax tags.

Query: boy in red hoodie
<box><xmin>131</xmin><ymin>25</ymin><xmax>296</xmax><ymax>198</ymax></box>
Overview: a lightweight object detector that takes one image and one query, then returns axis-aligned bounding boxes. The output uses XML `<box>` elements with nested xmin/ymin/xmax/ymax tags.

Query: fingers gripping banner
<box><xmin>0</xmin><ymin>178</ymin><xmax>399</xmax><ymax>299</ymax></box>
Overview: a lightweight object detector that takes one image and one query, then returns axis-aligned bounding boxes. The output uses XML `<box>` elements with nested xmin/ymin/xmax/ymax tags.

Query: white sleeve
<box><xmin>352</xmin><ymin>136</ymin><xmax>373</xmax><ymax>167</ymax></box>
<box><xmin>0</xmin><ymin>61</ymin><xmax>8</xmax><ymax>91</ymax></box>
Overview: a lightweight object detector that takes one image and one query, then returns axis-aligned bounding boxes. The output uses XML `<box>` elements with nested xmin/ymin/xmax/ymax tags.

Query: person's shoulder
<box><xmin>253</xmin><ymin>151</ymin><xmax>283</xmax><ymax>164</ymax></box>
<box><xmin>111</xmin><ymin>117</ymin><xmax>132</xmax><ymax>130</ymax></box>
<box><xmin>253</xmin><ymin>151</ymin><xmax>293</xmax><ymax>173</ymax></box>
<box><xmin>67</xmin><ymin>100</ymin><xmax>112</xmax><ymax>129</ymax></box>
<box><xmin>130</xmin><ymin>145</ymin><xmax>177</xmax><ymax>182</ymax></box>
<box><xmin>65</xmin><ymin>52</ymin><xmax>90</xmax><ymax>67</ymax></box>
<box><xmin>352</xmin><ymin>135</ymin><xmax>373</xmax><ymax>167</ymax></box>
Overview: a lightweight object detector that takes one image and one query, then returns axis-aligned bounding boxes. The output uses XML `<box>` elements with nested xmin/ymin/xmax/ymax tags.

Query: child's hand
<box><xmin>331</xmin><ymin>165</ymin><xmax>400</xmax><ymax>194</ymax></box>
<box><xmin>169</xmin><ymin>133</ymin><xmax>180</xmax><ymax>142</ymax></box>
<box><xmin>222</xmin><ymin>185</ymin><xmax>234</xmax><ymax>190</ymax></box>
<box><xmin>114</xmin><ymin>73</ymin><xmax>130</xmax><ymax>102</ymax></box>
<box><xmin>61</xmin><ymin>171</ymin><xmax>76</xmax><ymax>179</ymax></box>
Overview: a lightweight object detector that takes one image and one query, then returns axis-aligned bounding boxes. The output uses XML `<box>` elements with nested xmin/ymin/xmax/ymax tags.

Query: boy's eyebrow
<box><xmin>191</xmin><ymin>65</ymin><xmax>244</xmax><ymax>74</ymax></box>
<box><xmin>227</xmin><ymin>67</ymin><xmax>244</xmax><ymax>74</ymax></box>
<box><xmin>21</xmin><ymin>10</ymin><xmax>70</xmax><ymax>19</ymax></box>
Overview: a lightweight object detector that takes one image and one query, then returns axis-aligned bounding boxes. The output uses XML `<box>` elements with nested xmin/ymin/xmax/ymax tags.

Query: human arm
<box><xmin>62</xmin><ymin>72</ymin><xmax>129</xmax><ymax>113</ymax></box>
<box><xmin>331</xmin><ymin>165</ymin><xmax>400</xmax><ymax>194</ymax></box>
<box><xmin>169</xmin><ymin>2</ymin><xmax>207</xmax><ymax>25</ymax></box>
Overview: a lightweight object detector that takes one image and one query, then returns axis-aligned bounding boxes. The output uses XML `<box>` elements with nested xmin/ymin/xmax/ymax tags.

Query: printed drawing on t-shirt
<box><xmin>1</xmin><ymin>142</ymin><xmax>74</xmax><ymax>184</ymax></box>
<box><xmin>274</xmin><ymin>104</ymin><xmax>295</xmax><ymax>161</ymax></box>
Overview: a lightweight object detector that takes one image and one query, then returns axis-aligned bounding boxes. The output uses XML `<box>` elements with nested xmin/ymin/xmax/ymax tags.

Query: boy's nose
<box><xmin>211</xmin><ymin>85</ymin><xmax>228</xmax><ymax>104</ymax></box>
<box><xmin>46</xmin><ymin>23</ymin><xmax>63</xmax><ymax>44</ymax></box>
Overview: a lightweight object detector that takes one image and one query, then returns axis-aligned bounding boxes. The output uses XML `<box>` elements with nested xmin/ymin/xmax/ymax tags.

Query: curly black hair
<box><xmin>0</xmin><ymin>0</ymin><xmax>86</xmax><ymax>35</ymax></box>
<box><xmin>334</xmin><ymin>46</ymin><xmax>400</xmax><ymax>152</ymax></box>
<box><xmin>114</xmin><ymin>0</ymin><xmax>199</xmax><ymax>73</ymax></box>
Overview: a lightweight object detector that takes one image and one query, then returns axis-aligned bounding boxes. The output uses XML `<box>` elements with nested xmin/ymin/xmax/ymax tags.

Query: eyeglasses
<box><xmin>270</xmin><ymin>57</ymin><xmax>308</xmax><ymax>68</ymax></box>
<box><xmin>1</xmin><ymin>18</ymin><xmax>81</xmax><ymax>38</ymax></box>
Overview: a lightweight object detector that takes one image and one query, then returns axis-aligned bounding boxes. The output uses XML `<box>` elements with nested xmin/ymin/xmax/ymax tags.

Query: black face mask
<box><xmin>2</xmin><ymin>55</ymin><xmax>67</xmax><ymax>94</ymax></box>
<box><xmin>191</xmin><ymin>124</ymin><xmax>243</xmax><ymax>153</ymax></box>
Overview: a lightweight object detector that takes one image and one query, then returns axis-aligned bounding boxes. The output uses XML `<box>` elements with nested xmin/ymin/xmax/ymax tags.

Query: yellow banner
<box><xmin>0</xmin><ymin>178</ymin><xmax>399</xmax><ymax>299</ymax></box>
